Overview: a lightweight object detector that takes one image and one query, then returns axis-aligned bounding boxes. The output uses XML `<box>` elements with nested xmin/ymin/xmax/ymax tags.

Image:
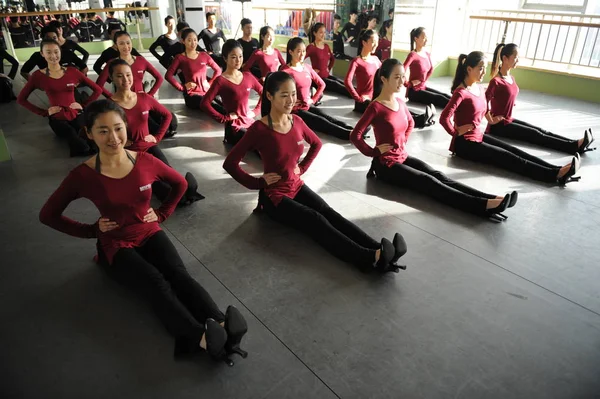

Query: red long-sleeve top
<box><xmin>344</xmin><ymin>56</ymin><xmax>382</xmax><ymax>102</ymax></box>
<box><xmin>280</xmin><ymin>64</ymin><xmax>325</xmax><ymax>111</ymax></box>
<box><xmin>306</xmin><ymin>43</ymin><xmax>335</xmax><ymax>80</ymax></box>
<box><xmin>39</xmin><ymin>151</ymin><xmax>187</xmax><ymax>264</ymax></box>
<box><xmin>403</xmin><ymin>51</ymin><xmax>433</xmax><ymax>91</ymax></box>
<box><xmin>200</xmin><ymin>72</ymin><xmax>263</xmax><ymax>129</ymax></box>
<box><xmin>377</xmin><ymin>37</ymin><xmax>391</xmax><ymax>61</ymax></box>
<box><xmin>116</xmin><ymin>93</ymin><xmax>172</xmax><ymax>152</ymax></box>
<box><xmin>165</xmin><ymin>52</ymin><xmax>222</xmax><ymax>96</ymax></box>
<box><xmin>351</xmin><ymin>98</ymin><xmax>415</xmax><ymax>166</ymax></box>
<box><xmin>96</xmin><ymin>56</ymin><xmax>164</xmax><ymax>97</ymax></box>
<box><xmin>439</xmin><ymin>86</ymin><xmax>488</xmax><ymax>152</ymax></box>
<box><xmin>485</xmin><ymin>75</ymin><xmax>519</xmax><ymax>132</ymax></box>
<box><xmin>17</xmin><ymin>67</ymin><xmax>102</xmax><ymax>121</ymax></box>
<box><xmin>223</xmin><ymin>115</ymin><xmax>322</xmax><ymax>206</ymax></box>
<box><xmin>242</xmin><ymin>48</ymin><xmax>285</xmax><ymax>79</ymax></box>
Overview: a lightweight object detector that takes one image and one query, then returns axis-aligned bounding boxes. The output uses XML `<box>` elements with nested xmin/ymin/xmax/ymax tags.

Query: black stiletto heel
<box><xmin>487</xmin><ymin>194</ymin><xmax>510</xmax><ymax>222</ymax></box>
<box><xmin>558</xmin><ymin>156</ymin><xmax>581</xmax><ymax>186</ymax></box>
<box><xmin>204</xmin><ymin>318</ymin><xmax>232</xmax><ymax>366</ymax></box>
<box><xmin>391</xmin><ymin>233</ymin><xmax>408</xmax><ymax>264</ymax></box>
<box><xmin>224</xmin><ymin>306</ymin><xmax>248</xmax><ymax>360</ymax></box>
<box><xmin>508</xmin><ymin>191</ymin><xmax>518</xmax><ymax>208</ymax></box>
<box><xmin>377</xmin><ymin>238</ymin><xmax>404</xmax><ymax>273</ymax></box>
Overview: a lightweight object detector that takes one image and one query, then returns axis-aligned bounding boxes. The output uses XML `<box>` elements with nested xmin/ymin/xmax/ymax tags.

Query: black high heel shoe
<box><xmin>558</xmin><ymin>156</ymin><xmax>581</xmax><ymax>186</ymax></box>
<box><xmin>389</xmin><ymin>233</ymin><xmax>408</xmax><ymax>272</ymax></box>
<box><xmin>204</xmin><ymin>318</ymin><xmax>232</xmax><ymax>366</ymax></box>
<box><xmin>178</xmin><ymin>172</ymin><xmax>205</xmax><ymax>207</ymax></box>
<box><xmin>376</xmin><ymin>238</ymin><xmax>401</xmax><ymax>273</ymax></box>
<box><xmin>224</xmin><ymin>306</ymin><xmax>248</xmax><ymax>360</ymax></box>
<box><xmin>487</xmin><ymin>194</ymin><xmax>510</xmax><ymax>222</ymax></box>
<box><xmin>508</xmin><ymin>190</ymin><xmax>518</xmax><ymax>208</ymax></box>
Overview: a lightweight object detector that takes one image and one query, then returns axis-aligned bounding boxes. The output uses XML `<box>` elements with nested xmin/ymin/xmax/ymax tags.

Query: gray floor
<box><xmin>1</xmin><ymin>55</ymin><xmax>600</xmax><ymax>399</ymax></box>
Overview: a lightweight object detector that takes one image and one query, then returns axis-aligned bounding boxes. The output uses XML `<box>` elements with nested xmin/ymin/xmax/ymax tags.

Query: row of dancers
<box><xmin>12</xmin><ymin>24</ymin><xmax>596</xmax><ymax>366</ymax></box>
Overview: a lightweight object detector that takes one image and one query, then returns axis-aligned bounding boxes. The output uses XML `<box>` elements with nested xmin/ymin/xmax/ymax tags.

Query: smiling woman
<box><xmin>16</xmin><ymin>39</ymin><xmax>103</xmax><ymax>157</ymax></box>
<box><xmin>440</xmin><ymin>50</ymin><xmax>583</xmax><ymax>186</ymax></box>
<box><xmin>223</xmin><ymin>71</ymin><xmax>408</xmax><ymax>274</ymax></box>
<box><xmin>38</xmin><ymin>99</ymin><xmax>249</xmax><ymax>366</ymax></box>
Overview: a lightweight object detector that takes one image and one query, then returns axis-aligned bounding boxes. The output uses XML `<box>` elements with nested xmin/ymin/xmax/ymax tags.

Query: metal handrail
<box><xmin>477</xmin><ymin>9</ymin><xmax>600</xmax><ymax>18</ymax></box>
<box><xmin>470</xmin><ymin>15</ymin><xmax>600</xmax><ymax>28</ymax></box>
<box><xmin>466</xmin><ymin>12</ymin><xmax>600</xmax><ymax>70</ymax></box>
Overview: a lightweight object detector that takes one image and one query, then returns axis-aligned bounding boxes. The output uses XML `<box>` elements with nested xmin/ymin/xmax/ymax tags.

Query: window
<box><xmin>522</xmin><ymin>0</ymin><xmax>588</xmax><ymax>13</ymax></box>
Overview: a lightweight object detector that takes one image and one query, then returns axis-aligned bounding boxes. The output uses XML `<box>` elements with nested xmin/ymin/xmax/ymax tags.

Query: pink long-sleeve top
<box><xmin>485</xmin><ymin>75</ymin><xmax>520</xmax><ymax>132</ymax></box>
<box><xmin>165</xmin><ymin>52</ymin><xmax>222</xmax><ymax>96</ymax></box>
<box><xmin>200</xmin><ymin>72</ymin><xmax>263</xmax><ymax>129</ymax></box>
<box><xmin>17</xmin><ymin>67</ymin><xmax>102</xmax><ymax>121</ymax></box>
<box><xmin>96</xmin><ymin>56</ymin><xmax>164</xmax><ymax>97</ymax></box>
<box><xmin>351</xmin><ymin>98</ymin><xmax>415</xmax><ymax>166</ymax></box>
<box><xmin>242</xmin><ymin>48</ymin><xmax>285</xmax><ymax>79</ymax></box>
<box><xmin>439</xmin><ymin>85</ymin><xmax>488</xmax><ymax>152</ymax></box>
<box><xmin>223</xmin><ymin>115</ymin><xmax>322</xmax><ymax>205</ymax></box>
<box><xmin>39</xmin><ymin>151</ymin><xmax>186</xmax><ymax>264</ymax></box>
<box><xmin>344</xmin><ymin>56</ymin><xmax>382</xmax><ymax>102</ymax></box>
<box><xmin>280</xmin><ymin>63</ymin><xmax>325</xmax><ymax>111</ymax></box>
<box><xmin>305</xmin><ymin>43</ymin><xmax>335</xmax><ymax>80</ymax></box>
<box><xmin>403</xmin><ymin>51</ymin><xmax>434</xmax><ymax>91</ymax></box>
<box><xmin>115</xmin><ymin>93</ymin><xmax>172</xmax><ymax>152</ymax></box>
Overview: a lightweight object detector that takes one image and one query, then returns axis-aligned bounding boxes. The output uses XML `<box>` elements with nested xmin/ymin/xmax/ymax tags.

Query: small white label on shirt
<box><xmin>66</xmin><ymin>83</ymin><xmax>75</xmax><ymax>87</ymax></box>
<box><xmin>139</xmin><ymin>184</ymin><xmax>152</xmax><ymax>192</ymax></box>
<box><xmin>200</xmin><ymin>62</ymin><xmax>206</xmax><ymax>66</ymax></box>
<box><xmin>247</xmin><ymin>88</ymin><xmax>251</xmax><ymax>91</ymax></box>
<box><xmin>137</xmin><ymin>70</ymin><xmax>144</xmax><ymax>74</ymax></box>
<box><xmin>297</xmin><ymin>140</ymin><xmax>304</xmax><ymax>145</ymax></box>
<box><xmin>142</xmin><ymin>111</ymin><xmax>149</xmax><ymax>115</ymax></box>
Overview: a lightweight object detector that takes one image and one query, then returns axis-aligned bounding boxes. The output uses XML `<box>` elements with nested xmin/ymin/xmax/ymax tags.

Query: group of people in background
<box><xmin>2</xmin><ymin>10</ymin><xmax>595</xmax><ymax>369</ymax></box>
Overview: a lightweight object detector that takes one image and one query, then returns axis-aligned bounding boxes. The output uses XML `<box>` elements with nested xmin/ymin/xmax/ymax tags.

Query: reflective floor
<box><xmin>1</xmin><ymin>55</ymin><xmax>599</xmax><ymax>399</ymax></box>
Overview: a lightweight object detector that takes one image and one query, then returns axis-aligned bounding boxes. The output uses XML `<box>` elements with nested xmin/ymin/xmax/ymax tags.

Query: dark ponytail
<box><xmin>410</xmin><ymin>27</ymin><xmax>425</xmax><ymax>52</ymax></box>
<box><xmin>491</xmin><ymin>42</ymin><xmax>518</xmax><ymax>77</ymax></box>
<box><xmin>379</xmin><ymin>19</ymin><xmax>392</xmax><ymax>38</ymax></box>
<box><xmin>84</xmin><ymin>99</ymin><xmax>128</xmax><ymax>131</ymax></box>
<box><xmin>357</xmin><ymin>29</ymin><xmax>376</xmax><ymax>56</ymax></box>
<box><xmin>260</xmin><ymin>71</ymin><xmax>295</xmax><ymax>117</ymax></box>
<box><xmin>286</xmin><ymin>37</ymin><xmax>305</xmax><ymax>65</ymax></box>
<box><xmin>309</xmin><ymin>22</ymin><xmax>325</xmax><ymax>44</ymax></box>
<box><xmin>451</xmin><ymin>51</ymin><xmax>485</xmax><ymax>93</ymax></box>
<box><xmin>373</xmin><ymin>58</ymin><xmax>401</xmax><ymax>99</ymax></box>
<box><xmin>258</xmin><ymin>26</ymin><xmax>272</xmax><ymax>49</ymax></box>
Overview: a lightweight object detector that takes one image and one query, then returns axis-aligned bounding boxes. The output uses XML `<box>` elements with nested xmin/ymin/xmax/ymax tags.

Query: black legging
<box><xmin>489</xmin><ymin>119</ymin><xmax>579</xmax><ymax>154</ymax></box>
<box><xmin>48</xmin><ymin>114</ymin><xmax>94</xmax><ymax>156</ymax></box>
<box><xmin>224</xmin><ymin>123</ymin><xmax>247</xmax><ymax>146</ymax></box>
<box><xmin>323</xmin><ymin>75</ymin><xmax>352</xmax><ymax>98</ymax></box>
<box><xmin>294</xmin><ymin>106</ymin><xmax>354</xmax><ymax>140</ymax></box>
<box><xmin>408</xmin><ymin>87</ymin><xmax>451</xmax><ymax>109</ymax></box>
<box><xmin>260</xmin><ymin>185</ymin><xmax>379</xmax><ymax>266</ymax></box>
<box><xmin>148</xmin><ymin>111</ymin><xmax>178</xmax><ymax>135</ymax></box>
<box><xmin>183</xmin><ymin>93</ymin><xmax>226</xmax><ymax>115</ymax></box>
<box><xmin>371</xmin><ymin>157</ymin><xmax>494</xmax><ymax>216</ymax></box>
<box><xmin>103</xmin><ymin>230</ymin><xmax>224</xmax><ymax>355</ymax></box>
<box><xmin>353</xmin><ymin>100</ymin><xmax>427</xmax><ymax>128</ymax></box>
<box><xmin>454</xmin><ymin>135</ymin><xmax>561</xmax><ymax>183</ymax></box>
